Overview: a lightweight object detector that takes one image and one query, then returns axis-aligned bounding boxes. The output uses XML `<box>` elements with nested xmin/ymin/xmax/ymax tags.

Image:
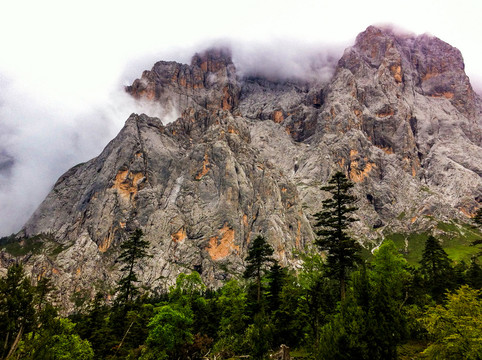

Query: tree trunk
<box><xmin>340</xmin><ymin>276</ymin><xmax>346</xmax><ymax>302</ymax></box>
<box><xmin>257</xmin><ymin>270</ymin><xmax>261</xmax><ymax>304</ymax></box>
<box><xmin>2</xmin><ymin>332</ymin><xmax>10</xmax><ymax>359</ymax></box>
<box><xmin>5</xmin><ymin>326</ymin><xmax>23</xmax><ymax>360</ymax></box>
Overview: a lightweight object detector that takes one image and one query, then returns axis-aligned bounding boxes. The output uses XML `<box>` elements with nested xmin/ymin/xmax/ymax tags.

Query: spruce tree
<box><xmin>0</xmin><ymin>264</ymin><xmax>35</xmax><ymax>358</ymax></box>
<box><xmin>243</xmin><ymin>235</ymin><xmax>274</xmax><ymax>304</ymax></box>
<box><xmin>313</xmin><ymin>171</ymin><xmax>361</xmax><ymax>301</ymax></box>
<box><xmin>419</xmin><ymin>235</ymin><xmax>454</xmax><ymax>302</ymax></box>
<box><xmin>474</xmin><ymin>208</ymin><xmax>482</xmax><ymax>227</ymax></box>
<box><xmin>266</xmin><ymin>261</ymin><xmax>286</xmax><ymax>314</ymax></box>
<box><xmin>472</xmin><ymin>208</ymin><xmax>482</xmax><ymax>251</ymax></box>
<box><xmin>466</xmin><ymin>259</ymin><xmax>482</xmax><ymax>289</ymax></box>
<box><xmin>115</xmin><ymin>229</ymin><xmax>150</xmax><ymax>308</ymax></box>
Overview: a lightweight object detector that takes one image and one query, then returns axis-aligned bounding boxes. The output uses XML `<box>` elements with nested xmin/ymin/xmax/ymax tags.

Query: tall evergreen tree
<box><xmin>297</xmin><ymin>251</ymin><xmax>338</xmax><ymax>351</ymax></box>
<box><xmin>313</xmin><ymin>171</ymin><xmax>361</xmax><ymax>301</ymax></box>
<box><xmin>472</xmin><ymin>208</ymin><xmax>482</xmax><ymax>256</ymax></box>
<box><xmin>419</xmin><ymin>235</ymin><xmax>454</xmax><ymax>302</ymax></box>
<box><xmin>266</xmin><ymin>261</ymin><xmax>286</xmax><ymax>315</ymax></box>
<box><xmin>466</xmin><ymin>259</ymin><xmax>482</xmax><ymax>289</ymax></box>
<box><xmin>474</xmin><ymin>208</ymin><xmax>482</xmax><ymax>227</ymax></box>
<box><xmin>243</xmin><ymin>235</ymin><xmax>274</xmax><ymax>304</ymax></box>
<box><xmin>115</xmin><ymin>229</ymin><xmax>150</xmax><ymax>308</ymax></box>
<box><xmin>0</xmin><ymin>263</ymin><xmax>35</xmax><ymax>358</ymax></box>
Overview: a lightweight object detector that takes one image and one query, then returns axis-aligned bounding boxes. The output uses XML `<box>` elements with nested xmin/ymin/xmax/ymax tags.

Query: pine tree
<box><xmin>266</xmin><ymin>261</ymin><xmax>286</xmax><ymax>315</ymax></box>
<box><xmin>0</xmin><ymin>263</ymin><xmax>35</xmax><ymax>358</ymax></box>
<box><xmin>473</xmin><ymin>208</ymin><xmax>482</xmax><ymax>254</ymax></box>
<box><xmin>115</xmin><ymin>229</ymin><xmax>150</xmax><ymax>308</ymax></box>
<box><xmin>466</xmin><ymin>259</ymin><xmax>482</xmax><ymax>289</ymax></box>
<box><xmin>243</xmin><ymin>235</ymin><xmax>274</xmax><ymax>304</ymax></box>
<box><xmin>419</xmin><ymin>235</ymin><xmax>454</xmax><ymax>302</ymax></box>
<box><xmin>474</xmin><ymin>208</ymin><xmax>482</xmax><ymax>227</ymax></box>
<box><xmin>313</xmin><ymin>171</ymin><xmax>361</xmax><ymax>301</ymax></box>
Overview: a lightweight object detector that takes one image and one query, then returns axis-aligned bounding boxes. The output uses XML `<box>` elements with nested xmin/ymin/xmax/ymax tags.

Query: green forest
<box><xmin>1</xmin><ymin>173</ymin><xmax>482</xmax><ymax>360</ymax></box>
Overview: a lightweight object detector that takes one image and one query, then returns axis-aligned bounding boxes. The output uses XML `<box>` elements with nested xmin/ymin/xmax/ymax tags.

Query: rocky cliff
<box><xmin>4</xmin><ymin>26</ymin><xmax>481</xmax><ymax>309</ymax></box>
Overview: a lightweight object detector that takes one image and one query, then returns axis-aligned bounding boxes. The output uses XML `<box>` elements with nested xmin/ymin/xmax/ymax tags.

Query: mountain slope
<box><xmin>4</xmin><ymin>26</ymin><xmax>481</xmax><ymax>309</ymax></box>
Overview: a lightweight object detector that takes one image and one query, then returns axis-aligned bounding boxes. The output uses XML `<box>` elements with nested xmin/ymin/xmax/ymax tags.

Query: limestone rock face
<box><xmin>126</xmin><ymin>48</ymin><xmax>240</xmax><ymax>112</ymax></box>
<box><xmin>11</xmin><ymin>27</ymin><xmax>482</xmax><ymax>309</ymax></box>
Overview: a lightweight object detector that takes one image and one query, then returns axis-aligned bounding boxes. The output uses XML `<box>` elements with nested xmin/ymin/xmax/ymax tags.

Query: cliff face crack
<box><xmin>134</xmin><ymin>118</ymin><xmax>151</xmax><ymax>188</ymax></box>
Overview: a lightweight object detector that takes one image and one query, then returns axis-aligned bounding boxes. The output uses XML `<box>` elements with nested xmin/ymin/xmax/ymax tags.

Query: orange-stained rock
<box><xmin>430</xmin><ymin>91</ymin><xmax>454</xmax><ymax>99</ymax></box>
<box><xmin>376</xmin><ymin>145</ymin><xmax>393</xmax><ymax>154</ymax></box>
<box><xmin>273</xmin><ymin>110</ymin><xmax>284</xmax><ymax>123</ymax></box>
<box><xmin>390</xmin><ymin>64</ymin><xmax>402</xmax><ymax>83</ymax></box>
<box><xmin>459</xmin><ymin>206</ymin><xmax>475</xmax><ymax>218</ymax></box>
<box><xmin>222</xmin><ymin>86</ymin><xmax>233</xmax><ymax>110</ymax></box>
<box><xmin>206</xmin><ymin>223</ymin><xmax>239</xmax><ymax>261</ymax></box>
<box><xmin>112</xmin><ymin>170</ymin><xmax>145</xmax><ymax>202</ymax></box>
<box><xmin>376</xmin><ymin>107</ymin><xmax>394</xmax><ymax>118</ymax></box>
<box><xmin>350</xmin><ymin>162</ymin><xmax>376</xmax><ymax>182</ymax></box>
<box><xmin>99</xmin><ymin>228</ymin><xmax>115</xmax><ymax>252</ymax></box>
<box><xmin>422</xmin><ymin>72</ymin><xmax>437</xmax><ymax>81</ymax></box>
<box><xmin>227</xmin><ymin>125</ymin><xmax>239</xmax><ymax>134</ymax></box>
<box><xmin>196</xmin><ymin>153</ymin><xmax>210</xmax><ymax>180</ymax></box>
<box><xmin>171</xmin><ymin>227</ymin><xmax>187</xmax><ymax>243</ymax></box>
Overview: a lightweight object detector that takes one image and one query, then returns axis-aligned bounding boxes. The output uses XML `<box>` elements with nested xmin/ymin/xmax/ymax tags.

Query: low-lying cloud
<box><xmin>0</xmin><ymin>39</ymin><xmax>348</xmax><ymax>237</ymax></box>
<box><xmin>232</xmin><ymin>40</ymin><xmax>345</xmax><ymax>84</ymax></box>
<box><xmin>0</xmin><ymin>72</ymin><xmax>173</xmax><ymax>236</ymax></box>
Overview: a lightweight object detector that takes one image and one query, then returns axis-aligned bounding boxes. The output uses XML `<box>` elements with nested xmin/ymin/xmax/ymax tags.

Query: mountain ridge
<box><xmin>2</xmin><ymin>25</ymin><xmax>481</xmax><ymax>310</ymax></box>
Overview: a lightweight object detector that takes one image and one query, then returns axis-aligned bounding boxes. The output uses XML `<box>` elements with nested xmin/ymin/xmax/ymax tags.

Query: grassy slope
<box><xmin>383</xmin><ymin>220</ymin><xmax>482</xmax><ymax>265</ymax></box>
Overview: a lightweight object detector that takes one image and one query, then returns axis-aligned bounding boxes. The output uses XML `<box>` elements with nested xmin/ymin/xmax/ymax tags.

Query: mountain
<box><xmin>2</xmin><ymin>26</ymin><xmax>481</xmax><ymax>310</ymax></box>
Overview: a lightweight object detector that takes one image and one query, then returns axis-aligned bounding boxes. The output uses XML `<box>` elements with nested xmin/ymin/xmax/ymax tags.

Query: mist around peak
<box><xmin>0</xmin><ymin>73</ymin><xmax>177</xmax><ymax>236</ymax></box>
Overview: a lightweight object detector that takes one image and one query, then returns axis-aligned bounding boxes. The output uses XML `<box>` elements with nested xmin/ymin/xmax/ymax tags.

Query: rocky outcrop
<box><xmin>10</xmin><ymin>27</ymin><xmax>482</xmax><ymax>309</ymax></box>
<box><xmin>126</xmin><ymin>48</ymin><xmax>240</xmax><ymax>113</ymax></box>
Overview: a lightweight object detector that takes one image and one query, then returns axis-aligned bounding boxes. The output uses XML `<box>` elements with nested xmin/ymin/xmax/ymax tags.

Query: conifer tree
<box><xmin>419</xmin><ymin>235</ymin><xmax>454</xmax><ymax>302</ymax></box>
<box><xmin>266</xmin><ymin>261</ymin><xmax>286</xmax><ymax>314</ymax></box>
<box><xmin>115</xmin><ymin>229</ymin><xmax>150</xmax><ymax>308</ymax></box>
<box><xmin>472</xmin><ymin>208</ymin><xmax>482</xmax><ymax>252</ymax></box>
<box><xmin>243</xmin><ymin>235</ymin><xmax>274</xmax><ymax>304</ymax></box>
<box><xmin>466</xmin><ymin>259</ymin><xmax>482</xmax><ymax>289</ymax></box>
<box><xmin>0</xmin><ymin>264</ymin><xmax>35</xmax><ymax>358</ymax></box>
<box><xmin>313</xmin><ymin>171</ymin><xmax>361</xmax><ymax>301</ymax></box>
<box><xmin>474</xmin><ymin>208</ymin><xmax>482</xmax><ymax>227</ymax></box>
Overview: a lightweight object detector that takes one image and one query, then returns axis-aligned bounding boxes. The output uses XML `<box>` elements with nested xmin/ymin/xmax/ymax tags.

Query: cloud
<box><xmin>0</xmin><ymin>37</ymin><xmax>347</xmax><ymax>236</ymax></box>
<box><xmin>0</xmin><ymin>26</ymin><xmax>479</xmax><ymax>237</ymax></box>
<box><xmin>232</xmin><ymin>40</ymin><xmax>346</xmax><ymax>84</ymax></box>
<box><xmin>0</xmin><ymin>70</ymin><xmax>176</xmax><ymax>236</ymax></box>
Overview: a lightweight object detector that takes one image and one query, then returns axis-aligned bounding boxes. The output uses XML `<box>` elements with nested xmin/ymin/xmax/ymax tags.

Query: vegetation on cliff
<box><xmin>1</xmin><ymin>227</ymin><xmax>481</xmax><ymax>359</ymax></box>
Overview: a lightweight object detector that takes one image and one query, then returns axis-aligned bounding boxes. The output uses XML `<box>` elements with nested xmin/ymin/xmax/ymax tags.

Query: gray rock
<box><xmin>7</xmin><ymin>27</ymin><xmax>481</xmax><ymax>310</ymax></box>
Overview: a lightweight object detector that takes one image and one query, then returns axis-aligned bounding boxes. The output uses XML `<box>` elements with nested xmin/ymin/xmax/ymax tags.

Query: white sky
<box><xmin>1</xmin><ymin>0</ymin><xmax>481</xmax><ymax>100</ymax></box>
<box><xmin>0</xmin><ymin>0</ymin><xmax>481</xmax><ymax>235</ymax></box>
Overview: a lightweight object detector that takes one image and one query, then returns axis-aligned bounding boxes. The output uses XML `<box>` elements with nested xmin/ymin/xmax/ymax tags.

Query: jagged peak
<box><xmin>190</xmin><ymin>47</ymin><xmax>234</xmax><ymax>72</ymax></box>
<box><xmin>358</xmin><ymin>24</ymin><xmax>416</xmax><ymax>39</ymax></box>
<box><xmin>355</xmin><ymin>25</ymin><xmax>463</xmax><ymax>61</ymax></box>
